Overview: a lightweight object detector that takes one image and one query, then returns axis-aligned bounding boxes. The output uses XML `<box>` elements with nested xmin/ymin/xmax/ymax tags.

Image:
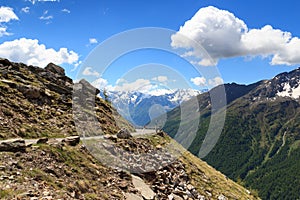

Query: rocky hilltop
<box><xmin>0</xmin><ymin>58</ymin><xmax>133</xmax><ymax>139</ymax></box>
<box><xmin>0</xmin><ymin>59</ymin><xmax>257</xmax><ymax>199</ymax></box>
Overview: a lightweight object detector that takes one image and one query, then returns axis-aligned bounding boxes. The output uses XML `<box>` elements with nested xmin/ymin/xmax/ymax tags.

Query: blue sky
<box><xmin>1</xmin><ymin>0</ymin><xmax>300</xmax><ymax>92</ymax></box>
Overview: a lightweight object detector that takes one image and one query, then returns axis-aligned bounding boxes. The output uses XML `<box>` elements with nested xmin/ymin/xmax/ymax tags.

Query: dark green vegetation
<box><xmin>163</xmin><ymin>68</ymin><xmax>300</xmax><ymax>199</ymax></box>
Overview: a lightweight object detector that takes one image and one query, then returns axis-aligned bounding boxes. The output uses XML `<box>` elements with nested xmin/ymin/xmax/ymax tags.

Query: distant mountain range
<box><xmin>162</xmin><ymin>67</ymin><xmax>300</xmax><ymax>199</ymax></box>
<box><xmin>104</xmin><ymin>89</ymin><xmax>205</xmax><ymax>126</ymax></box>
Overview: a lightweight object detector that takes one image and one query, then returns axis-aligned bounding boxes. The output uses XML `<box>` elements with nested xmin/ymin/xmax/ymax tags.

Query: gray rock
<box><xmin>124</xmin><ymin>193</ymin><xmax>143</xmax><ymax>200</ymax></box>
<box><xmin>79</xmin><ymin>79</ymin><xmax>100</xmax><ymax>95</ymax></box>
<box><xmin>131</xmin><ymin>175</ymin><xmax>155</xmax><ymax>200</ymax></box>
<box><xmin>18</xmin><ymin>85</ymin><xmax>41</xmax><ymax>99</ymax></box>
<box><xmin>0</xmin><ymin>58</ymin><xmax>11</xmax><ymax>66</ymax></box>
<box><xmin>45</xmin><ymin>63</ymin><xmax>65</xmax><ymax>76</ymax></box>
<box><xmin>117</xmin><ymin>128</ymin><xmax>132</xmax><ymax>139</ymax></box>
<box><xmin>37</xmin><ymin>137</ymin><xmax>48</xmax><ymax>144</ymax></box>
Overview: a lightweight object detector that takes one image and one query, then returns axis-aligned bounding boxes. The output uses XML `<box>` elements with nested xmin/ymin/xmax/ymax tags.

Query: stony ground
<box><xmin>0</xmin><ymin>138</ymin><xmax>137</xmax><ymax>199</ymax></box>
<box><xmin>0</xmin><ymin>132</ymin><xmax>259</xmax><ymax>200</ymax></box>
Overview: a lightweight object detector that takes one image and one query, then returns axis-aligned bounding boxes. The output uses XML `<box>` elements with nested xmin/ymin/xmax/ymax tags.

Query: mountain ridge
<box><xmin>163</xmin><ymin>67</ymin><xmax>300</xmax><ymax>199</ymax></box>
<box><xmin>105</xmin><ymin>89</ymin><xmax>204</xmax><ymax>126</ymax></box>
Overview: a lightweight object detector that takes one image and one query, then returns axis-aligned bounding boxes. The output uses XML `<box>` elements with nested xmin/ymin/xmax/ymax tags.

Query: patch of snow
<box><xmin>277</xmin><ymin>82</ymin><xmax>300</xmax><ymax>98</ymax></box>
<box><xmin>148</xmin><ymin>89</ymin><xmax>174</xmax><ymax>96</ymax></box>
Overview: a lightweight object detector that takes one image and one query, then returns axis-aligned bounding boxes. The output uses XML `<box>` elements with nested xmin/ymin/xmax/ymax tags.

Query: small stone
<box><xmin>218</xmin><ymin>194</ymin><xmax>227</xmax><ymax>200</ymax></box>
<box><xmin>186</xmin><ymin>184</ymin><xmax>194</xmax><ymax>191</ymax></box>
<box><xmin>43</xmin><ymin>191</ymin><xmax>50</xmax><ymax>196</ymax></box>
<box><xmin>37</xmin><ymin>137</ymin><xmax>49</xmax><ymax>144</ymax></box>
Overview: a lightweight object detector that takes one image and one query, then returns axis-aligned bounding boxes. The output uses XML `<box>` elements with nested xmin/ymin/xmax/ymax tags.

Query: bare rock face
<box><xmin>45</xmin><ymin>63</ymin><xmax>65</xmax><ymax>76</ymax></box>
<box><xmin>0</xmin><ymin>138</ymin><xmax>26</xmax><ymax>152</ymax></box>
<box><xmin>117</xmin><ymin>128</ymin><xmax>132</xmax><ymax>139</ymax></box>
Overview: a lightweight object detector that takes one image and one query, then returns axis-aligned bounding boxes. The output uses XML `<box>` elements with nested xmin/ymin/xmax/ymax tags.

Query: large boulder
<box><xmin>0</xmin><ymin>58</ymin><xmax>11</xmax><ymax>66</ymax></box>
<box><xmin>79</xmin><ymin>79</ymin><xmax>100</xmax><ymax>95</ymax></box>
<box><xmin>45</xmin><ymin>63</ymin><xmax>65</xmax><ymax>76</ymax></box>
<box><xmin>0</xmin><ymin>138</ymin><xmax>26</xmax><ymax>152</ymax></box>
<box><xmin>131</xmin><ymin>175</ymin><xmax>155</xmax><ymax>200</ymax></box>
<box><xmin>117</xmin><ymin>128</ymin><xmax>132</xmax><ymax>139</ymax></box>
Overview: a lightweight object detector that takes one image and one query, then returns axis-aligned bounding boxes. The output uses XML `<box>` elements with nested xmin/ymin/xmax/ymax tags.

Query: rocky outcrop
<box><xmin>45</xmin><ymin>63</ymin><xmax>65</xmax><ymax>76</ymax></box>
<box><xmin>0</xmin><ymin>58</ymin><xmax>134</xmax><ymax>139</ymax></box>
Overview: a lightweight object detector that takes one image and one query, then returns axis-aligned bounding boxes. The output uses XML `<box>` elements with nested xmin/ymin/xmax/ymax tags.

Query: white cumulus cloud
<box><xmin>152</xmin><ymin>76</ymin><xmax>168</xmax><ymax>83</ymax></box>
<box><xmin>171</xmin><ymin>6</ymin><xmax>300</xmax><ymax>66</ymax></box>
<box><xmin>82</xmin><ymin>67</ymin><xmax>100</xmax><ymax>77</ymax></box>
<box><xmin>91</xmin><ymin>78</ymin><xmax>108</xmax><ymax>90</ymax></box>
<box><xmin>0</xmin><ymin>6</ymin><xmax>19</xmax><ymax>37</ymax></box>
<box><xmin>191</xmin><ymin>77</ymin><xmax>206</xmax><ymax>86</ymax></box>
<box><xmin>0</xmin><ymin>6</ymin><xmax>19</xmax><ymax>23</ymax></box>
<box><xmin>208</xmin><ymin>77</ymin><xmax>223</xmax><ymax>87</ymax></box>
<box><xmin>114</xmin><ymin>78</ymin><xmax>153</xmax><ymax>92</ymax></box>
<box><xmin>0</xmin><ymin>38</ymin><xmax>79</xmax><ymax>67</ymax></box>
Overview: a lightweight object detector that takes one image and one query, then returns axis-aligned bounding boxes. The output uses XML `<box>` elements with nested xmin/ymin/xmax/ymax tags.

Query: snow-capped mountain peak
<box><xmin>103</xmin><ymin>88</ymin><xmax>204</xmax><ymax>126</ymax></box>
